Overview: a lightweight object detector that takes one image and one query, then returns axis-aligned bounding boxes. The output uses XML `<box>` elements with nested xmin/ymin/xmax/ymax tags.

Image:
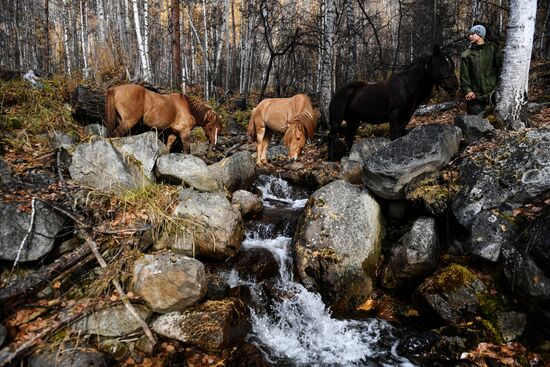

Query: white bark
<box><xmin>132</xmin><ymin>0</ymin><xmax>152</xmax><ymax>81</ymax></box>
<box><xmin>97</xmin><ymin>0</ymin><xmax>106</xmax><ymax>43</ymax></box>
<box><xmin>202</xmin><ymin>0</ymin><xmax>210</xmax><ymax>100</ymax></box>
<box><xmin>319</xmin><ymin>0</ymin><xmax>336</xmax><ymax>127</ymax></box>
<box><xmin>143</xmin><ymin>0</ymin><xmax>151</xmax><ymax>76</ymax></box>
<box><xmin>224</xmin><ymin>0</ymin><xmax>231</xmax><ymax>91</ymax></box>
<box><xmin>495</xmin><ymin>0</ymin><xmax>537</xmax><ymax>130</ymax></box>
<box><xmin>79</xmin><ymin>0</ymin><xmax>89</xmax><ymax>79</ymax></box>
<box><xmin>62</xmin><ymin>0</ymin><xmax>72</xmax><ymax>75</ymax></box>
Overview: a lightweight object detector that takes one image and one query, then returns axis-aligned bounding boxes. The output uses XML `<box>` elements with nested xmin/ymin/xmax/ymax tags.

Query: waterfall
<box><xmin>222</xmin><ymin>175</ymin><xmax>415</xmax><ymax>366</ymax></box>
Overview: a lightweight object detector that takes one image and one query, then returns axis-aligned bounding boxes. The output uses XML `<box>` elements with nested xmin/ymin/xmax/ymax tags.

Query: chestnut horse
<box><xmin>327</xmin><ymin>46</ymin><xmax>458</xmax><ymax>161</ymax></box>
<box><xmin>105</xmin><ymin>84</ymin><xmax>222</xmax><ymax>152</ymax></box>
<box><xmin>246</xmin><ymin>94</ymin><xmax>318</xmax><ymax>165</ymax></box>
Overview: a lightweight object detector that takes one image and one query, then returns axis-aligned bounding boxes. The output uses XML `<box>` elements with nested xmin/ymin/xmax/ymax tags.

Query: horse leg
<box><xmin>344</xmin><ymin>120</ymin><xmax>360</xmax><ymax>152</ymax></box>
<box><xmin>178</xmin><ymin>128</ymin><xmax>192</xmax><ymax>153</ymax></box>
<box><xmin>261</xmin><ymin>129</ymin><xmax>273</xmax><ymax>165</ymax></box>
<box><xmin>254</xmin><ymin>123</ymin><xmax>267</xmax><ymax>165</ymax></box>
<box><xmin>328</xmin><ymin>124</ymin><xmax>340</xmax><ymax>161</ymax></box>
<box><xmin>389</xmin><ymin>112</ymin><xmax>407</xmax><ymax>140</ymax></box>
<box><xmin>166</xmin><ymin>134</ymin><xmax>177</xmax><ymax>152</ymax></box>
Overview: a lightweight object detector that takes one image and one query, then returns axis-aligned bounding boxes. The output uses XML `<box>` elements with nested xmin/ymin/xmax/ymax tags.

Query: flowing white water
<box><xmin>223</xmin><ymin>176</ymin><xmax>416</xmax><ymax>366</ymax></box>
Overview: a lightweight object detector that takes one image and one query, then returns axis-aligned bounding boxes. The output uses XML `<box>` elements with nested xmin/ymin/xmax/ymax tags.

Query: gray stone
<box><xmin>454</xmin><ymin>114</ymin><xmax>495</xmax><ymax>145</ymax></box>
<box><xmin>132</xmin><ymin>252</ymin><xmax>207</xmax><ymax>313</ymax></box>
<box><xmin>70</xmin><ymin>304</ymin><xmax>151</xmax><ymax>336</ymax></box>
<box><xmin>27</xmin><ymin>343</ymin><xmax>112</xmax><ymax>367</ymax></box>
<box><xmin>363</xmin><ymin>124</ymin><xmax>462</xmax><ymax>200</ymax></box>
<box><xmin>155</xmin><ymin>153</ymin><xmax>219</xmax><ymax>192</ymax></box>
<box><xmin>208</xmin><ymin>151</ymin><xmax>256</xmax><ymax>192</ymax></box>
<box><xmin>501</xmin><ymin>242</ymin><xmax>550</xmax><ymax>298</ymax></box>
<box><xmin>293</xmin><ymin>180</ymin><xmax>383</xmax><ymax>314</ymax></box>
<box><xmin>0</xmin><ymin>199</ymin><xmax>68</xmax><ymax>262</ymax></box>
<box><xmin>231</xmin><ymin>190</ymin><xmax>263</xmax><ymax>217</ymax></box>
<box><xmin>496</xmin><ymin>311</ymin><xmax>527</xmax><ymax>342</ymax></box>
<box><xmin>381</xmin><ymin>217</ymin><xmax>440</xmax><ymax>289</ymax></box>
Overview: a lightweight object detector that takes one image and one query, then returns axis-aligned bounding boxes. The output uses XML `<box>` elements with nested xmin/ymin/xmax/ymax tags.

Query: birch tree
<box><xmin>319</xmin><ymin>0</ymin><xmax>336</xmax><ymax>129</ymax></box>
<box><xmin>495</xmin><ymin>0</ymin><xmax>537</xmax><ymax>130</ymax></box>
<box><xmin>132</xmin><ymin>0</ymin><xmax>152</xmax><ymax>81</ymax></box>
<box><xmin>79</xmin><ymin>0</ymin><xmax>89</xmax><ymax>79</ymax></box>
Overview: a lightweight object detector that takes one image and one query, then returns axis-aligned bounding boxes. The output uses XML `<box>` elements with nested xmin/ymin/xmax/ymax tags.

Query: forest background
<box><xmin>1</xmin><ymin>0</ymin><xmax>549</xmax><ymax>126</ymax></box>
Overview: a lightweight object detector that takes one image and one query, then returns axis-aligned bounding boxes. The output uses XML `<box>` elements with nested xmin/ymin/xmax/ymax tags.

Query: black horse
<box><xmin>327</xmin><ymin>46</ymin><xmax>458</xmax><ymax>161</ymax></box>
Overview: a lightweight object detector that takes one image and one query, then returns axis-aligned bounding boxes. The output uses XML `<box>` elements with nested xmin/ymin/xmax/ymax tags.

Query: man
<box><xmin>460</xmin><ymin>24</ymin><xmax>503</xmax><ymax>115</ymax></box>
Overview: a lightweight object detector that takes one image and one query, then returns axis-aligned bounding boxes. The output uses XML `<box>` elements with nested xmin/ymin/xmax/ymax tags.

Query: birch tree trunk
<box><xmin>79</xmin><ymin>0</ymin><xmax>89</xmax><ymax>79</ymax></box>
<box><xmin>143</xmin><ymin>0</ymin><xmax>151</xmax><ymax>78</ymax></box>
<box><xmin>224</xmin><ymin>0</ymin><xmax>231</xmax><ymax>91</ymax></box>
<box><xmin>495</xmin><ymin>0</ymin><xmax>537</xmax><ymax>130</ymax></box>
<box><xmin>202</xmin><ymin>0</ymin><xmax>210</xmax><ymax>100</ymax></box>
<box><xmin>319</xmin><ymin>0</ymin><xmax>336</xmax><ymax>129</ymax></box>
<box><xmin>132</xmin><ymin>0</ymin><xmax>152</xmax><ymax>81</ymax></box>
<box><xmin>171</xmin><ymin>0</ymin><xmax>182</xmax><ymax>88</ymax></box>
<box><xmin>97</xmin><ymin>0</ymin><xmax>106</xmax><ymax>43</ymax></box>
<box><xmin>62</xmin><ymin>0</ymin><xmax>72</xmax><ymax>75</ymax></box>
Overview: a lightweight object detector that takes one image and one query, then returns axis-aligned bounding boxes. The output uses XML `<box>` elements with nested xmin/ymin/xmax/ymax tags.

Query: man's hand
<box><xmin>465</xmin><ymin>92</ymin><xmax>476</xmax><ymax>101</ymax></box>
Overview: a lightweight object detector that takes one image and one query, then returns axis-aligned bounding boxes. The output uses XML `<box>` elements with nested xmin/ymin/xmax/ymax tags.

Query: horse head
<box><xmin>283</xmin><ymin>110</ymin><xmax>318</xmax><ymax>160</ymax></box>
<box><xmin>431</xmin><ymin>46</ymin><xmax>459</xmax><ymax>93</ymax></box>
<box><xmin>203</xmin><ymin>110</ymin><xmax>223</xmax><ymax>146</ymax></box>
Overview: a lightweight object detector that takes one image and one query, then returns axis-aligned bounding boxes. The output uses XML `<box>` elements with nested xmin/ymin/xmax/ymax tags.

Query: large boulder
<box><xmin>70</xmin><ymin>304</ymin><xmax>151</xmax><ymax>337</ymax></box>
<box><xmin>170</xmin><ymin>189</ymin><xmax>244</xmax><ymax>259</ymax></box>
<box><xmin>152</xmin><ymin>298</ymin><xmax>250</xmax><ymax>353</ymax></box>
<box><xmin>341</xmin><ymin>138</ymin><xmax>390</xmax><ymax>184</ymax></box>
<box><xmin>111</xmin><ymin>131</ymin><xmax>168</xmax><ymax>182</ymax></box>
<box><xmin>293</xmin><ymin>180</ymin><xmax>383</xmax><ymax>314</ymax></box>
<box><xmin>155</xmin><ymin>153</ymin><xmax>219</xmax><ymax>192</ymax></box>
<box><xmin>501</xmin><ymin>242</ymin><xmax>550</xmax><ymax>298</ymax></box>
<box><xmin>69</xmin><ymin>140</ymin><xmax>148</xmax><ymax>193</ymax></box>
<box><xmin>0</xmin><ymin>199</ymin><xmax>69</xmax><ymax>262</ymax></box>
<box><xmin>208</xmin><ymin>151</ymin><xmax>256</xmax><ymax>192</ymax></box>
<box><xmin>380</xmin><ymin>217</ymin><xmax>440</xmax><ymax>289</ymax></box>
<box><xmin>28</xmin><ymin>343</ymin><xmax>112</xmax><ymax>367</ymax></box>
<box><xmin>362</xmin><ymin>124</ymin><xmax>462</xmax><ymax>200</ymax></box>
<box><xmin>131</xmin><ymin>252</ymin><xmax>207</xmax><ymax>313</ymax></box>
<box><xmin>452</xmin><ymin>129</ymin><xmax>550</xmax><ymax>261</ymax></box>
<box><xmin>231</xmin><ymin>190</ymin><xmax>263</xmax><ymax>217</ymax></box>
<box><xmin>413</xmin><ymin>264</ymin><xmax>487</xmax><ymax>324</ymax></box>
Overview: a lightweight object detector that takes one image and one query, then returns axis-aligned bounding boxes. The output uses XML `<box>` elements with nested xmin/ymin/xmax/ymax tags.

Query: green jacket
<box><xmin>460</xmin><ymin>42</ymin><xmax>503</xmax><ymax>102</ymax></box>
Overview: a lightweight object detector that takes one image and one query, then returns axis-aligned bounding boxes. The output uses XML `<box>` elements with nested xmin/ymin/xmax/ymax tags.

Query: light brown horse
<box><xmin>105</xmin><ymin>84</ymin><xmax>222</xmax><ymax>152</ymax></box>
<box><xmin>246</xmin><ymin>94</ymin><xmax>318</xmax><ymax>165</ymax></box>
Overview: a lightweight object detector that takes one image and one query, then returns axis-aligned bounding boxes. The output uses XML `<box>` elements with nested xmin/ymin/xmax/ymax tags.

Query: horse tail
<box><xmin>105</xmin><ymin>88</ymin><xmax>117</xmax><ymax>137</ymax></box>
<box><xmin>246</xmin><ymin>108</ymin><xmax>257</xmax><ymax>138</ymax></box>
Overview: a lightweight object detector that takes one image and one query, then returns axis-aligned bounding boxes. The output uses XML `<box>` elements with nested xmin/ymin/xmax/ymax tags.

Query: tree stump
<box><xmin>71</xmin><ymin>85</ymin><xmax>106</xmax><ymax>125</ymax></box>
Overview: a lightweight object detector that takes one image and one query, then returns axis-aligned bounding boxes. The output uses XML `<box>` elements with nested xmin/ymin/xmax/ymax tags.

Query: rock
<box><xmin>0</xmin><ymin>157</ymin><xmax>15</xmax><ymax>185</ymax></box>
<box><xmin>469</xmin><ymin>210</ymin><xmax>516</xmax><ymax>262</ymax></box>
<box><xmin>190</xmin><ymin>141</ymin><xmax>209</xmax><ymax>156</ymax></box>
<box><xmin>519</xmin><ymin>206</ymin><xmax>550</xmax><ymax>272</ymax></box>
<box><xmin>231</xmin><ymin>190</ymin><xmax>263</xmax><ymax>217</ymax></box>
<box><xmin>171</xmin><ymin>190</ymin><xmax>244</xmax><ymax>259</ymax></box>
<box><xmin>293</xmin><ymin>180</ymin><xmax>383</xmax><ymax>314</ymax></box>
<box><xmin>111</xmin><ymin>131</ymin><xmax>168</xmax><ymax>183</ymax></box>
<box><xmin>267</xmin><ymin>144</ymin><xmax>288</xmax><ymax>161</ymax></box>
<box><xmin>98</xmin><ymin>339</ymin><xmax>130</xmax><ymax>360</ymax></box>
<box><xmin>0</xmin><ymin>199</ymin><xmax>69</xmax><ymax>262</ymax></box>
<box><xmin>453</xmin><ymin>129</ymin><xmax>550</xmax><ymax>228</ymax></box>
<box><xmin>233</xmin><ymin>247</ymin><xmax>279</xmax><ymax>282</ymax></box>
<box><xmin>28</xmin><ymin>342</ymin><xmax>112</xmax><ymax>367</ymax></box>
<box><xmin>496</xmin><ymin>311</ymin><xmax>527</xmax><ymax>342</ymax></box>
<box><xmin>69</xmin><ymin>140</ymin><xmax>147</xmax><ymax>193</ymax></box>
<box><xmin>341</xmin><ymin>138</ymin><xmax>390</xmax><ymax>184</ymax></box>
<box><xmin>208</xmin><ymin>151</ymin><xmax>256</xmax><ymax>192</ymax></box>
<box><xmin>132</xmin><ymin>252</ymin><xmax>207</xmax><ymax>313</ymax></box>
<box><xmin>205</xmin><ymin>273</ymin><xmax>230</xmax><ymax>300</ymax></box>
<box><xmin>70</xmin><ymin>304</ymin><xmax>151</xmax><ymax>337</ymax></box>
<box><xmin>155</xmin><ymin>153</ymin><xmax>219</xmax><ymax>192</ymax></box>
<box><xmin>501</xmin><ymin>242</ymin><xmax>550</xmax><ymax>298</ymax></box>
<box><xmin>405</xmin><ymin>171</ymin><xmax>455</xmax><ymax>217</ymax></box>
<box><xmin>414</xmin><ymin>264</ymin><xmax>487</xmax><ymax>324</ymax></box>
<box><xmin>454</xmin><ymin>115</ymin><xmax>495</xmax><ymax>145</ymax></box>
<box><xmin>152</xmin><ymin>298</ymin><xmax>250</xmax><ymax>353</ymax></box>
<box><xmin>363</xmin><ymin>124</ymin><xmax>462</xmax><ymax>200</ymax></box>
<box><xmin>48</xmin><ymin>131</ymin><xmax>77</xmax><ymax>150</ymax></box>
<box><xmin>381</xmin><ymin>217</ymin><xmax>440</xmax><ymax>289</ymax></box>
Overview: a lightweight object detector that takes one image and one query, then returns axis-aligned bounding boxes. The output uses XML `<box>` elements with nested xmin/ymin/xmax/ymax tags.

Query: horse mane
<box><xmin>183</xmin><ymin>94</ymin><xmax>215</xmax><ymax>126</ymax></box>
<box><xmin>282</xmin><ymin>107</ymin><xmax>318</xmax><ymax>146</ymax></box>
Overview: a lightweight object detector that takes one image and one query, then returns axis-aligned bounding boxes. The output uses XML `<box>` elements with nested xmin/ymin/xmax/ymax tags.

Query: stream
<box><xmin>221</xmin><ymin>175</ymin><xmax>416</xmax><ymax>367</ymax></box>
